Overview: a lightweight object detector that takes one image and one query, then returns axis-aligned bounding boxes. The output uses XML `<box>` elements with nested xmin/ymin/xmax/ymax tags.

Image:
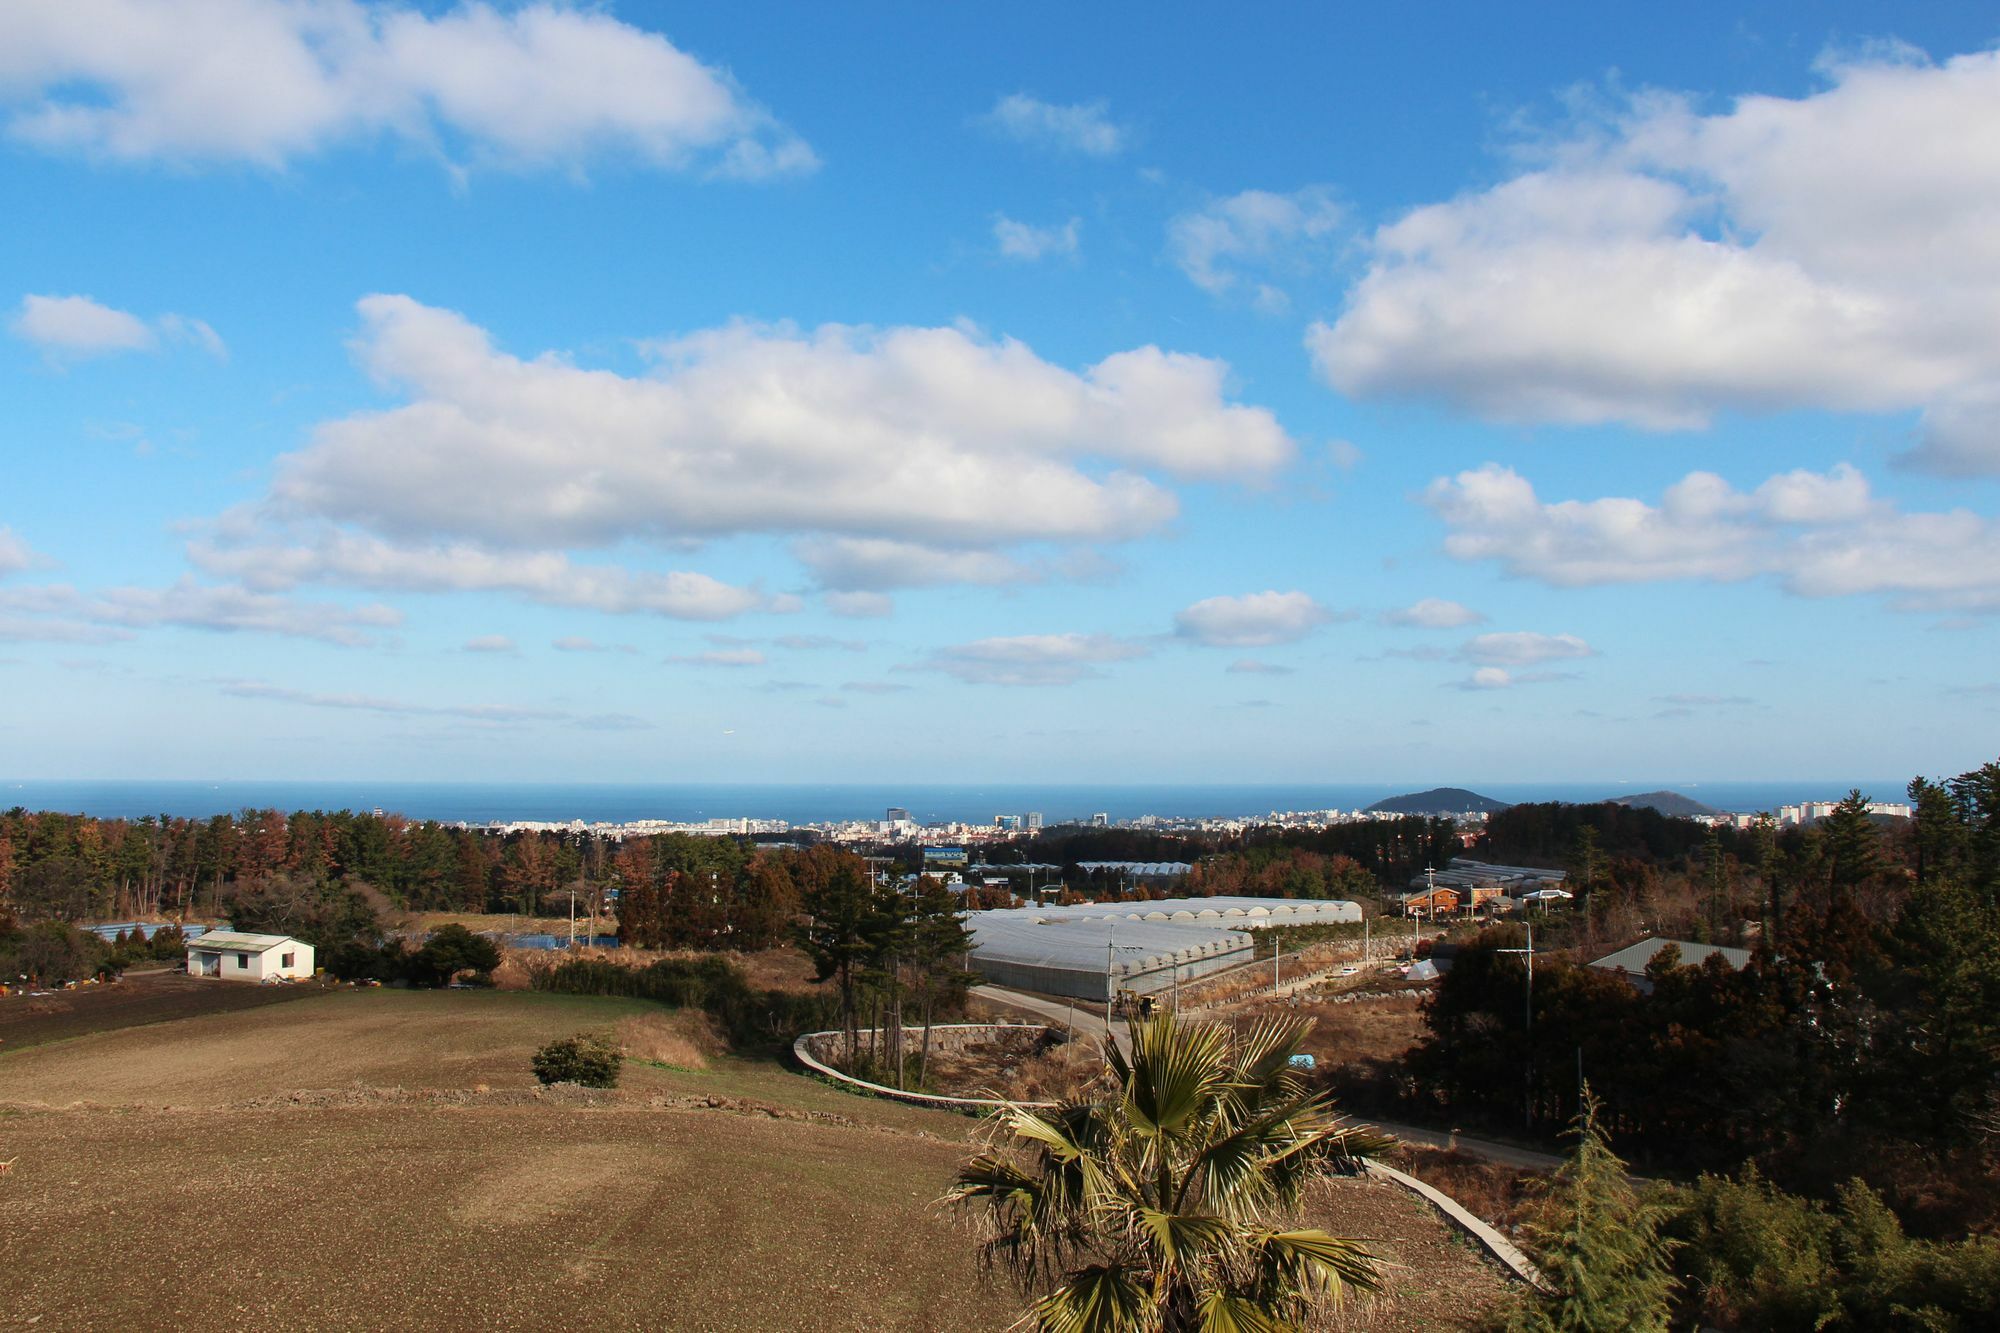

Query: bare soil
<box><xmin>0</xmin><ymin>988</ymin><xmax>1514</xmax><ymax>1330</ymax></box>
<box><xmin>0</xmin><ymin>966</ymin><xmax>323</xmax><ymax>1053</ymax></box>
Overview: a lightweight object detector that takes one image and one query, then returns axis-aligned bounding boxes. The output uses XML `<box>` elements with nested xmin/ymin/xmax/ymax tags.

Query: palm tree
<box><xmin>945</xmin><ymin>1012</ymin><xmax>1386</xmax><ymax>1332</ymax></box>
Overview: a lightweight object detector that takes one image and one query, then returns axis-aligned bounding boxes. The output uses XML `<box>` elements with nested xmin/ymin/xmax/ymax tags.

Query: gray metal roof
<box><xmin>966</xmin><ymin>896</ymin><xmax>1360</xmax><ymax>978</ymax></box>
<box><xmin>184</xmin><ymin>931</ymin><xmax>299</xmax><ymax>952</ymax></box>
<box><xmin>1587</xmin><ymin>936</ymin><xmax>1751</xmax><ymax>976</ymax></box>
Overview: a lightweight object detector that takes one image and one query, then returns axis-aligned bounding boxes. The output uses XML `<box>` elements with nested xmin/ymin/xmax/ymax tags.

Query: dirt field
<box><xmin>0</xmin><ymin>966</ymin><xmax>323</xmax><ymax>1052</ymax></box>
<box><xmin>0</xmin><ymin>989</ymin><xmax>1512</xmax><ymax>1329</ymax></box>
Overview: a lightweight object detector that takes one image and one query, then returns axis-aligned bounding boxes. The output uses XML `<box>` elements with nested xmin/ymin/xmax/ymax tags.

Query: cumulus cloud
<box><xmin>11</xmin><ymin>294</ymin><xmax>229</xmax><ymax>361</ymax></box>
<box><xmin>1174</xmin><ymin>591</ymin><xmax>1332</xmax><ymax>648</ymax></box>
<box><xmin>1460</xmin><ymin>631</ymin><xmax>1596</xmax><ymax>667</ymax></box>
<box><xmin>462</xmin><ymin>634</ymin><xmax>515</xmax><ymax>653</ymax></box>
<box><xmin>190</xmin><ymin>527</ymin><xmax>771</xmax><ymax>620</ymax></box>
<box><xmin>0</xmin><ymin>577</ymin><xmax>400</xmax><ymax>645</ymax></box>
<box><xmin>208</xmin><ymin>295</ymin><xmax>1292</xmax><ymax>607</ymax></box>
<box><xmin>11</xmin><ymin>294</ymin><xmax>153</xmax><ymax>355</ymax></box>
<box><xmin>926</xmin><ymin>633</ymin><xmax>1147</xmax><ymax>687</ymax></box>
<box><xmin>983</xmin><ymin>93</ymin><xmax>1126</xmax><ymax>156</ymax></box>
<box><xmin>994</xmin><ymin>215</ymin><xmax>1081</xmax><ymax>261</ymax></box>
<box><xmin>1427</xmin><ymin>460</ymin><xmax>2000</xmax><ymax>612</ymax></box>
<box><xmin>1382</xmin><ymin>597</ymin><xmax>1484</xmax><ymax>629</ymax></box>
<box><xmin>1167</xmin><ymin>187</ymin><xmax>1342</xmax><ymax>305</ymax></box>
<box><xmin>0</xmin><ymin>0</ymin><xmax>814</xmax><ymax>177</ymax></box>
<box><xmin>1310</xmin><ymin>47</ymin><xmax>2000</xmax><ymax>473</ymax></box>
<box><xmin>552</xmin><ymin>636</ymin><xmax>634</xmax><ymax>654</ymax></box>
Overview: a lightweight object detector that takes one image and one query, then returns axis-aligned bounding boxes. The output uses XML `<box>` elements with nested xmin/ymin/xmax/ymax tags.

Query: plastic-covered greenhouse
<box><xmin>965</xmin><ymin>896</ymin><xmax>1361</xmax><ymax>1000</ymax></box>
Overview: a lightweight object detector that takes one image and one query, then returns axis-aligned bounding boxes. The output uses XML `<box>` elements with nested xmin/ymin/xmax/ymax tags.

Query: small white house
<box><xmin>185</xmin><ymin>931</ymin><xmax>314</xmax><ymax>981</ymax></box>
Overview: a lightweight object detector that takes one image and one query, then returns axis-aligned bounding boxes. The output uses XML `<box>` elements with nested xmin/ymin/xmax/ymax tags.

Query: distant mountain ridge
<box><xmin>1366</xmin><ymin>786</ymin><xmax>1511</xmax><ymax>815</ymax></box>
<box><xmin>1602</xmin><ymin>789</ymin><xmax>1720</xmax><ymax>818</ymax></box>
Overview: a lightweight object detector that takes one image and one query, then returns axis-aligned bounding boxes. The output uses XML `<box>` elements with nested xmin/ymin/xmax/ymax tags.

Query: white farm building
<box><xmin>185</xmin><ymin>931</ymin><xmax>314</xmax><ymax>981</ymax></box>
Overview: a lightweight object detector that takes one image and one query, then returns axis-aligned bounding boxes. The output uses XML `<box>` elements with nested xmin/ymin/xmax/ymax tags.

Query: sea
<box><xmin>0</xmin><ymin>779</ymin><xmax>1910</xmax><ymax>825</ymax></box>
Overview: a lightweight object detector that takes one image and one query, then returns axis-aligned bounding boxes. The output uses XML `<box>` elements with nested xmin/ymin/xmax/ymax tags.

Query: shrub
<box><xmin>531</xmin><ymin>1030</ymin><xmax>621</xmax><ymax>1088</ymax></box>
<box><xmin>408</xmin><ymin>924</ymin><xmax>501</xmax><ymax>987</ymax></box>
<box><xmin>525</xmin><ymin>954</ymin><xmax>838</xmax><ymax>1048</ymax></box>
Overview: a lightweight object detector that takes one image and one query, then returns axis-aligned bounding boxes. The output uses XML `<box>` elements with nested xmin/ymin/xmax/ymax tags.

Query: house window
<box><xmin>281</xmin><ymin>952</ymin><xmax>295</xmax><ymax>968</ymax></box>
<box><xmin>235</xmin><ymin>954</ymin><xmax>248</xmax><ymax>969</ymax></box>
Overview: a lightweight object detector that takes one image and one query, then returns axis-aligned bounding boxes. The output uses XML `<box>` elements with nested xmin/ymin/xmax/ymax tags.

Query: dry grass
<box><xmin>1392</xmin><ymin>1147</ymin><xmax>1546</xmax><ymax>1232</ymax></box>
<box><xmin>614</xmin><ymin>1009</ymin><xmax>723</xmax><ymax>1071</ymax></box>
<box><xmin>926</xmin><ymin>1033</ymin><xmax>1114</xmax><ymax>1103</ymax></box>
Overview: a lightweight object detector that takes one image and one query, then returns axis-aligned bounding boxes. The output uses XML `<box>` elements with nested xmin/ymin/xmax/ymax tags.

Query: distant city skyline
<box><xmin>2</xmin><ymin>1</ymin><xmax>1997</xmax><ymax>782</ymax></box>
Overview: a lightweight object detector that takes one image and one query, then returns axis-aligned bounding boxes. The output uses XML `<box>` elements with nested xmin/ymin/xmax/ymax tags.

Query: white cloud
<box><xmin>1427</xmin><ymin>459</ymin><xmax>2000</xmax><ymax>612</ymax></box>
<box><xmin>983</xmin><ymin>93</ymin><xmax>1126</xmax><ymax>156</ymax></box>
<box><xmin>1310</xmin><ymin>47</ymin><xmax>2000</xmax><ymax>473</ymax></box>
<box><xmin>1464</xmin><ymin>667</ymin><xmax>1514</xmax><ymax>690</ymax></box>
<box><xmin>825</xmin><ymin>591</ymin><xmax>892</xmax><ymax>619</ymax></box>
<box><xmin>462</xmin><ymin>634</ymin><xmax>515</xmax><ymax>653</ymax></box>
<box><xmin>1453</xmin><ymin>665</ymin><xmax>1581</xmax><ymax>691</ymax></box>
<box><xmin>793</xmin><ymin>538</ymin><xmax>1041</xmax><ymax>592</ymax></box>
<box><xmin>926</xmin><ymin>633</ymin><xmax>1147</xmax><ymax>687</ymax></box>
<box><xmin>1167</xmin><ymin>187</ymin><xmax>1343</xmax><ymax>302</ymax></box>
<box><xmin>1225</xmin><ymin>659</ymin><xmax>1294</xmax><ymax>676</ymax></box>
<box><xmin>1460</xmin><ymin>631</ymin><xmax>1595</xmax><ymax>667</ymax></box>
<box><xmin>0</xmin><ymin>577</ymin><xmax>400</xmax><ymax>645</ymax></box>
<box><xmin>220</xmin><ymin>677</ymin><xmax>645</xmax><ymax>729</ymax></box>
<box><xmin>1174</xmin><ymin>590</ymin><xmax>1332</xmax><ymax>648</ymax></box>
<box><xmin>157</xmin><ymin>313</ymin><xmax>228</xmax><ymax>361</ymax></box>
<box><xmin>0</xmin><ymin>528</ymin><xmax>37</xmax><ymax>577</ymax></box>
<box><xmin>0</xmin><ymin>0</ymin><xmax>814</xmax><ymax>177</ymax></box>
<box><xmin>994</xmin><ymin>214</ymin><xmax>1081</xmax><ymax>261</ymax></box>
<box><xmin>668</xmin><ymin>647</ymin><xmax>764</xmax><ymax>667</ymax></box>
<box><xmin>1382</xmin><ymin>597</ymin><xmax>1485</xmax><ymax>629</ymax></box>
<box><xmin>12</xmin><ymin>294</ymin><xmax>228</xmax><ymax>361</ymax></box>
<box><xmin>214</xmin><ymin>295</ymin><xmax>1292</xmax><ymax>604</ymax></box>
<box><xmin>12</xmin><ymin>294</ymin><xmax>153</xmax><ymax>355</ymax></box>
<box><xmin>189</xmin><ymin>527</ymin><xmax>771</xmax><ymax>621</ymax></box>
<box><xmin>552</xmin><ymin>635</ymin><xmax>634</xmax><ymax>654</ymax></box>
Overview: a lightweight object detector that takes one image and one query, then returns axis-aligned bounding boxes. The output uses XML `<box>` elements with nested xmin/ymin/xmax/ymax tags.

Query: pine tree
<box><xmin>1501</xmin><ymin>1086</ymin><xmax>1677</xmax><ymax>1333</ymax></box>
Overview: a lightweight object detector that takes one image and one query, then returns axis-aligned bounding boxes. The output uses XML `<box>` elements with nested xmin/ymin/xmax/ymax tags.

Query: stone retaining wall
<box><xmin>791</xmin><ymin>1022</ymin><xmax>1062</xmax><ymax>1113</ymax></box>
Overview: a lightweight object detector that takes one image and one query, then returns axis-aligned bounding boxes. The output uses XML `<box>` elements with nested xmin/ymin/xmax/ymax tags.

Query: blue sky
<box><xmin>2</xmin><ymin>0</ymin><xmax>1997</xmax><ymax>785</ymax></box>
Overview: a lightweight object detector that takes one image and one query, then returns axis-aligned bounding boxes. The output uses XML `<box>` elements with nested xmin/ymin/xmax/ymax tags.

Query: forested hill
<box><xmin>1365</xmin><ymin>787</ymin><xmax>1509</xmax><ymax>815</ymax></box>
<box><xmin>1602</xmin><ymin>790</ymin><xmax>1721</xmax><ymax>818</ymax></box>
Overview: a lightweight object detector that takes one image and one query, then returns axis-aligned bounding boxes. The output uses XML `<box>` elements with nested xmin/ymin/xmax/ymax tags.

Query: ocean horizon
<box><xmin>0</xmin><ymin>778</ymin><xmax>1911</xmax><ymax>825</ymax></box>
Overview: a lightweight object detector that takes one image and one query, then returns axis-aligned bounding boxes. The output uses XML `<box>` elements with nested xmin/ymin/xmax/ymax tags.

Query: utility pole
<box><xmin>1496</xmin><ymin>920</ymin><xmax>1537</xmax><ymax>1129</ymax></box>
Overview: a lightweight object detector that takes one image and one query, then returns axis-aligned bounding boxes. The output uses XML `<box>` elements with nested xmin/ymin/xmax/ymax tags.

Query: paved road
<box><xmin>970</xmin><ymin>983</ymin><xmax>1561</xmax><ymax>1172</ymax></box>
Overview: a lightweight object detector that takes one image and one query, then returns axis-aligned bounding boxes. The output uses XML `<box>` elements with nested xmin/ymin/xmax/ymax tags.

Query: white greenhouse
<box><xmin>965</xmin><ymin>896</ymin><xmax>1360</xmax><ymax>1000</ymax></box>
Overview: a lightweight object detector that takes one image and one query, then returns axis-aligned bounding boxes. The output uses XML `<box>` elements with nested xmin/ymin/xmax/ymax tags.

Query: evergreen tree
<box><xmin>1501</xmin><ymin>1086</ymin><xmax>1676</xmax><ymax>1333</ymax></box>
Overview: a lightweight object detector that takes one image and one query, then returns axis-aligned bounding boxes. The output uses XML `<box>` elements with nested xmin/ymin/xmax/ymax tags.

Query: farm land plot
<box><xmin>0</xmin><ymin>988</ymin><xmax>1509</xmax><ymax>1330</ymax></box>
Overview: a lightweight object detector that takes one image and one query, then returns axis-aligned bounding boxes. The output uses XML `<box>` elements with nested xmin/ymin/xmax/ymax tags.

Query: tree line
<box><xmin>1403</xmin><ymin>761</ymin><xmax>2000</xmax><ymax>1240</ymax></box>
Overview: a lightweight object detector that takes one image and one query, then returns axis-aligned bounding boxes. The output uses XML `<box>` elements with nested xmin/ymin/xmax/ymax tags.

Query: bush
<box><xmin>525</xmin><ymin>954</ymin><xmax>838</xmax><ymax>1048</ymax></box>
<box><xmin>530</xmin><ymin>1030</ymin><xmax>621</xmax><ymax>1088</ymax></box>
<box><xmin>408</xmin><ymin>924</ymin><xmax>501</xmax><ymax>987</ymax></box>
<box><xmin>1662</xmin><ymin>1170</ymin><xmax>2000</xmax><ymax>1331</ymax></box>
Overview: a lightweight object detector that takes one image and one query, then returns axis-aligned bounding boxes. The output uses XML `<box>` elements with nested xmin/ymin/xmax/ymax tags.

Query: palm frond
<box><xmin>1125</xmin><ymin>1014</ymin><xmax>1232</xmax><ymax>1139</ymax></box>
<box><xmin>1247</xmin><ymin>1228</ymin><xmax>1380</xmax><ymax>1300</ymax></box>
<box><xmin>1193</xmin><ymin>1290</ymin><xmax>1294</xmax><ymax>1333</ymax></box>
<box><xmin>1032</xmin><ymin>1262</ymin><xmax>1153</xmax><ymax>1333</ymax></box>
<box><xmin>1132</xmin><ymin>1206</ymin><xmax>1237</xmax><ymax>1270</ymax></box>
